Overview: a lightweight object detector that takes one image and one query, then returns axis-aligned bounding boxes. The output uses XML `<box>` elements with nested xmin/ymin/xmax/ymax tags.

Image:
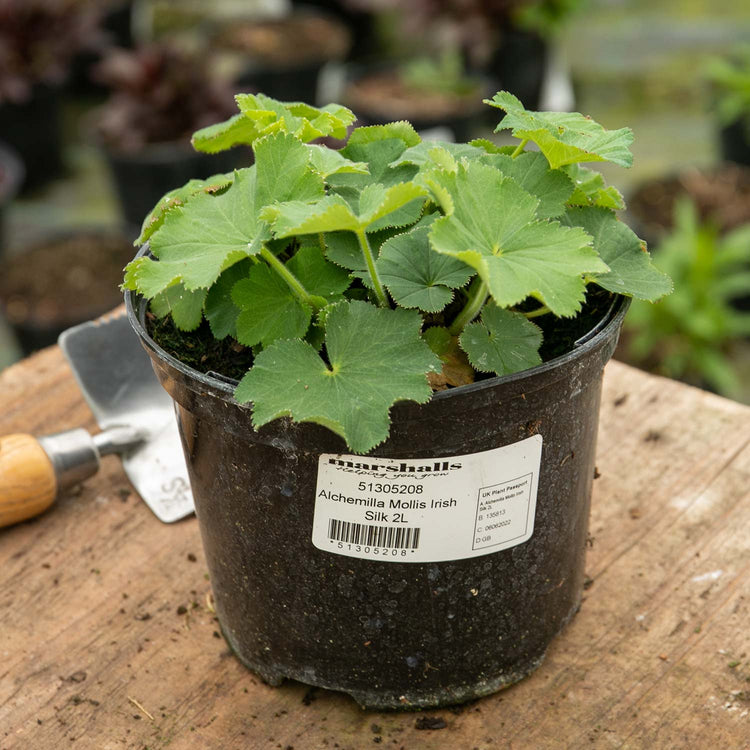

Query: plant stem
<box><xmin>260</xmin><ymin>245</ymin><xmax>320</xmax><ymax>311</ymax></box>
<box><xmin>510</xmin><ymin>139</ymin><xmax>529</xmax><ymax>159</ymax></box>
<box><xmin>449</xmin><ymin>278</ymin><xmax>489</xmax><ymax>336</ymax></box>
<box><xmin>356</xmin><ymin>229</ymin><xmax>390</xmax><ymax>308</ymax></box>
<box><xmin>523</xmin><ymin>304</ymin><xmax>552</xmax><ymax>319</ymax></box>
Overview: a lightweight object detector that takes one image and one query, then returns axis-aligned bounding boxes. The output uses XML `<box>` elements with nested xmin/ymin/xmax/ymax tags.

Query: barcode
<box><xmin>327</xmin><ymin>519</ymin><xmax>421</xmax><ymax>549</ymax></box>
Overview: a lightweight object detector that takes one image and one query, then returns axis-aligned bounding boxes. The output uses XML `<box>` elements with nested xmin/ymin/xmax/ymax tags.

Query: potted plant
<box><xmin>123</xmin><ymin>91</ymin><xmax>671</xmax><ymax>709</ymax></box>
<box><xmin>337</xmin><ymin>0</ymin><xmax>584</xmax><ymax>111</ymax></box>
<box><xmin>0</xmin><ymin>0</ymin><xmax>104</xmax><ymax>190</ymax></box>
<box><xmin>209</xmin><ymin>6</ymin><xmax>352</xmax><ymax>103</ymax></box>
<box><xmin>91</xmin><ymin>43</ymin><xmax>245</xmax><ymax>229</ymax></box>
<box><xmin>342</xmin><ymin>50</ymin><xmax>491</xmax><ymax>142</ymax></box>
<box><xmin>626</xmin><ymin>162</ymin><xmax>750</xmax><ymax>249</ymax></box>
<box><xmin>0</xmin><ymin>227</ymin><xmax>135</xmax><ymax>355</ymax></box>
<box><xmin>705</xmin><ymin>44</ymin><xmax>750</xmax><ymax>166</ymax></box>
<box><xmin>620</xmin><ymin>198</ymin><xmax>750</xmax><ymax>399</ymax></box>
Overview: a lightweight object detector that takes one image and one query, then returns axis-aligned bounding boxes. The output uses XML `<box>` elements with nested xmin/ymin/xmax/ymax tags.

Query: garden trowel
<box><xmin>0</xmin><ymin>311</ymin><xmax>194</xmax><ymax>528</ymax></box>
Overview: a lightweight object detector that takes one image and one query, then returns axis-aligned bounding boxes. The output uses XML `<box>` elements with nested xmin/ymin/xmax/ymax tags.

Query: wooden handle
<box><xmin>0</xmin><ymin>434</ymin><xmax>58</xmax><ymax>528</ymax></box>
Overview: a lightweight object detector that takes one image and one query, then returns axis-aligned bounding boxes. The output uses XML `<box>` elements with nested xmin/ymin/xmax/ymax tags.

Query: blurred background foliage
<box><xmin>1</xmin><ymin>0</ymin><xmax>749</xmax><ymax>405</ymax></box>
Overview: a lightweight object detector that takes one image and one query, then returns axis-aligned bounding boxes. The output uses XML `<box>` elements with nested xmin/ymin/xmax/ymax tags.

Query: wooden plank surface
<box><xmin>1</xmin><ymin>347</ymin><xmax>750</xmax><ymax>750</ymax></box>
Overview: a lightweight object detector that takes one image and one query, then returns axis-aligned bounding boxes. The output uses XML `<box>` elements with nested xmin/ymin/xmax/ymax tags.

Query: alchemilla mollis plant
<box><xmin>124</xmin><ymin>92</ymin><xmax>672</xmax><ymax>453</ymax></box>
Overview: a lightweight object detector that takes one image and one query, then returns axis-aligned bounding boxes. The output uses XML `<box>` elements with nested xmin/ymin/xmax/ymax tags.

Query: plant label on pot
<box><xmin>312</xmin><ymin>435</ymin><xmax>543</xmax><ymax>563</ymax></box>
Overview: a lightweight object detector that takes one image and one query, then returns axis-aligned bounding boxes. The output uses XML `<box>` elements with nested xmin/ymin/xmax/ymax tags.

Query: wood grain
<box><xmin>1</xmin><ymin>346</ymin><xmax>749</xmax><ymax>750</ymax></box>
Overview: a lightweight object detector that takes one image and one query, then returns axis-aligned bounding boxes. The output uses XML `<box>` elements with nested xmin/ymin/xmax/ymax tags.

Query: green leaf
<box><xmin>563</xmin><ymin>164</ymin><xmax>625</xmax><ymax>210</ymax></box>
<box><xmin>324</xmin><ymin>227</ymin><xmax>399</xmax><ymax>272</ymax></box>
<box><xmin>459</xmin><ymin>305</ymin><xmax>543</xmax><ymax>376</ymax></box>
<box><xmin>192</xmin><ymin>95</ymin><xmax>356</xmax><ymax>153</ymax></box>
<box><xmin>235</xmin><ymin>300</ymin><xmax>440</xmax><ymax>453</ymax></box>
<box><xmin>232</xmin><ymin>263</ymin><xmax>312</xmax><ymax>347</ymax></box>
<box><xmin>377</xmin><ymin>223</ymin><xmax>473</xmax><ymax>312</ymax></box>
<box><xmin>264</xmin><ymin>182</ymin><xmax>427</xmax><ymax>238</ymax></box>
<box><xmin>306</xmin><ymin>144</ymin><xmax>369</xmax><ymax>178</ymax></box>
<box><xmin>192</xmin><ymin>113</ymin><xmax>264</xmax><ymax>154</ymax></box>
<box><xmin>561</xmin><ymin>207</ymin><xmax>673</xmax><ymax>301</ymax></box>
<box><xmin>468</xmin><ymin>139</ymin><xmax>516</xmax><ymax>155</ymax></box>
<box><xmin>286</xmin><ymin>243</ymin><xmax>352</xmax><ymax>300</ymax></box>
<box><xmin>479</xmin><ymin>151</ymin><xmax>574</xmax><ymax>219</ymax></box>
<box><xmin>137</xmin><ymin>173</ymin><xmax>234</xmax><ymax>244</ymax></box>
<box><xmin>390</xmin><ymin>141</ymin><xmax>484</xmax><ymax>169</ymax></box>
<box><xmin>204</xmin><ymin>259</ymin><xmax>253</xmax><ymax>339</ymax></box>
<box><xmin>126</xmin><ymin>133</ymin><xmax>324</xmax><ymax>298</ymax></box>
<box><xmin>487</xmin><ymin>91</ymin><xmax>634</xmax><ymax>169</ymax></box>
<box><xmin>428</xmin><ymin>162</ymin><xmax>607</xmax><ymax>316</ymax></box>
<box><xmin>335</xmin><ymin>125</ymin><xmax>420</xmax><ymax>190</ymax></box>
<box><xmin>150</xmin><ymin>284</ymin><xmax>207</xmax><ymax>331</ymax></box>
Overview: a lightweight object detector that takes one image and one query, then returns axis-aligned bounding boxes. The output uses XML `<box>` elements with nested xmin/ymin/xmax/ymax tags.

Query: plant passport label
<box><xmin>312</xmin><ymin>435</ymin><xmax>543</xmax><ymax>563</ymax></box>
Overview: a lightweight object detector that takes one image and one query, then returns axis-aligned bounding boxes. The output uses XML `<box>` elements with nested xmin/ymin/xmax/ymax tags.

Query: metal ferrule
<box><xmin>38</xmin><ymin>428</ymin><xmax>100</xmax><ymax>492</ymax></box>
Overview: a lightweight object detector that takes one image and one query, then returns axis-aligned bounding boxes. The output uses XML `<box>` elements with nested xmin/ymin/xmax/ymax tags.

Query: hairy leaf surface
<box><xmin>487</xmin><ymin>92</ymin><xmax>634</xmax><ymax>168</ymax></box>
<box><xmin>562</xmin><ymin>207</ymin><xmax>673</xmax><ymax>300</ymax></box>
<box><xmin>459</xmin><ymin>305</ymin><xmax>543</xmax><ymax>375</ymax></box>
<box><xmin>377</xmin><ymin>223</ymin><xmax>473</xmax><ymax>311</ymax></box>
<box><xmin>428</xmin><ymin>162</ymin><xmax>607</xmax><ymax>316</ymax></box>
<box><xmin>235</xmin><ymin>301</ymin><xmax>440</xmax><ymax>453</ymax></box>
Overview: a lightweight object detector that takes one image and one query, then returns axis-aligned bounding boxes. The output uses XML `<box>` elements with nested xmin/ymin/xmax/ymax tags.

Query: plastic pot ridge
<box><xmin>126</xmin><ymin>288</ymin><xmax>629</xmax><ymax>710</ymax></box>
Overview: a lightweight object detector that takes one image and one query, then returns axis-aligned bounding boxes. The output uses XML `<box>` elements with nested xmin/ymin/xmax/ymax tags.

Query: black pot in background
<box><xmin>127</xmin><ymin>275</ymin><xmax>628</xmax><ymax>710</ymax></box>
<box><xmin>0</xmin><ymin>227</ymin><xmax>134</xmax><ymax>356</ymax></box>
<box><xmin>719</xmin><ymin>117</ymin><xmax>750</xmax><ymax>167</ymax></box>
<box><xmin>215</xmin><ymin>8</ymin><xmax>351</xmax><ymax>104</ymax></box>
<box><xmin>486</xmin><ymin>28</ymin><xmax>548</xmax><ymax>110</ymax></box>
<box><xmin>0</xmin><ymin>85</ymin><xmax>63</xmax><ymax>192</ymax></box>
<box><xmin>342</xmin><ymin>65</ymin><xmax>493</xmax><ymax>143</ymax></box>
<box><xmin>0</xmin><ymin>142</ymin><xmax>24</xmax><ymax>257</ymax></box>
<box><xmin>104</xmin><ymin>143</ymin><xmax>250</xmax><ymax>229</ymax></box>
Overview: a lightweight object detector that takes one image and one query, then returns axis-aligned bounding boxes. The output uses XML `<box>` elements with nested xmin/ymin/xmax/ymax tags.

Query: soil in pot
<box><xmin>342</xmin><ymin>68</ymin><xmax>490</xmax><ymax>142</ymax></box>
<box><xmin>130</xmin><ymin>284</ymin><xmax>625</xmax><ymax>709</ymax></box>
<box><xmin>626</xmin><ymin>162</ymin><xmax>750</xmax><ymax>247</ymax></box>
<box><xmin>0</xmin><ymin>229</ymin><xmax>134</xmax><ymax>355</ymax></box>
<box><xmin>214</xmin><ymin>11</ymin><xmax>351</xmax><ymax>103</ymax></box>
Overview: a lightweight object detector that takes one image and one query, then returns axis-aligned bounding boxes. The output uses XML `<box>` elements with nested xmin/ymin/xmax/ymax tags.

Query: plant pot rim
<box><xmin>124</xmin><ymin>246</ymin><xmax>630</xmax><ymax>407</ymax></box>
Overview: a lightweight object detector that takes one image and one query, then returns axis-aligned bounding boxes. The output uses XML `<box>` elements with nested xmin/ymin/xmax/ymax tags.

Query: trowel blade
<box><xmin>58</xmin><ymin>311</ymin><xmax>194</xmax><ymax>523</ymax></box>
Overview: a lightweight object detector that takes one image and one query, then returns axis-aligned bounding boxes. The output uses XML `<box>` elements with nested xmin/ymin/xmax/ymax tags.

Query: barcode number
<box><xmin>327</xmin><ymin>519</ymin><xmax>421</xmax><ymax>550</ymax></box>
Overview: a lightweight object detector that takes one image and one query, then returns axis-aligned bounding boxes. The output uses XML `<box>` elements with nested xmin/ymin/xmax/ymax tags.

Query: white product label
<box><xmin>312</xmin><ymin>435</ymin><xmax>543</xmax><ymax>563</ymax></box>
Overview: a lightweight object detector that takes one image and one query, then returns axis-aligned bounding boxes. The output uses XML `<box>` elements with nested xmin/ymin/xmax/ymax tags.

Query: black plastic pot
<box><xmin>104</xmin><ymin>143</ymin><xmax>248</xmax><ymax>229</ymax></box>
<box><xmin>342</xmin><ymin>66</ymin><xmax>492</xmax><ymax>143</ymax></box>
<box><xmin>0</xmin><ymin>141</ymin><xmax>24</xmax><ymax>257</ymax></box>
<box><xmin>126</xmin><ymin>285</ymin><xmax>628</xmax><ymax>710</ymax></box>
<box><xmin>0</xmin><ymin>85</ymin><xmax>63</xmax><ymax>191</ymax></box>
<box><xmin>486</xmin><ymin>29</ymin><xmax>548</xmax><ymax>111</ymax></box>
<box><xmin>719</xmin><ymin>117</ymin><xmax>750</xmax><ymax>166</ymax></box>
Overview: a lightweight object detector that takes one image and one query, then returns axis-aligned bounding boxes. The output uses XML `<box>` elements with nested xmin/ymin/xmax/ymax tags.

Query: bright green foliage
<box><xmin>460</xmin><ymin>305</ymin><xmax>543</xmax><ymax>376</ymax></box>
<box><xmin>487</xmin><ymin>91</ymin><xmax>634</xmax><ymax>168</ymax></box>
<box><xmin>624</xmin><ymin>199</ymin><xmax>750</xmax><ymax>398</ymax></box>
<box><xmin>192</xmin><ymin>94</ymin><xmax>356</xmax><ymax>152</ymax></box>
<box><xmin>235</xmin><ymin>301</ymin><xmax>440</xmax><ymax>453</ymax></box>
<box><xmin>377</xmin><ymin>222</ymin><xmax>473</xmax><ymax>312</ymax></box>
<box><xmin>705</xmin><ymin>44</ymin><xmax>750</xmax><ymax>126</ymax></box>
<box><xmin>124</xmin><ymin>91</ymin><xmax>671</xmax><ymax>452</ymax></box>
<box><xmin>428</xmin><ymin>162</ymin><xmax>606</xmax><ymax>316</ymax></box>
<box><xmin>561</xmin><ymin>207</ymin><xmax>673</xmax><ymax>301</ymax></box>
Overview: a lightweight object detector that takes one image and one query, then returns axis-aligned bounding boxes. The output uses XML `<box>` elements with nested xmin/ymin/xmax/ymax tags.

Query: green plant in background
<box><xmin>624</xmin><ymin>198</ymin><xmax>750</xmax><ymax>397</ymax></box>
<box><xmin>123</xmin><ymin>91</ymin><xmax>671</xmax><ymax>453</ymax></box>
<box><xmin>401</xmin><ymin>50</ymin><xmax>480</xmax><ymax>97</ymax></box>
<box><xmin>705</xmin><ymin>44</ymin><xmax>750</xmax><ymax>126</ymax></box>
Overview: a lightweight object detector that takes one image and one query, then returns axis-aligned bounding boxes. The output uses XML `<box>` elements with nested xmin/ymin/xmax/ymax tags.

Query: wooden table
<box><xmin>2</xmin><ymin>347</ymin><xmax>750</xmax><ymax>750</ymax></box>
